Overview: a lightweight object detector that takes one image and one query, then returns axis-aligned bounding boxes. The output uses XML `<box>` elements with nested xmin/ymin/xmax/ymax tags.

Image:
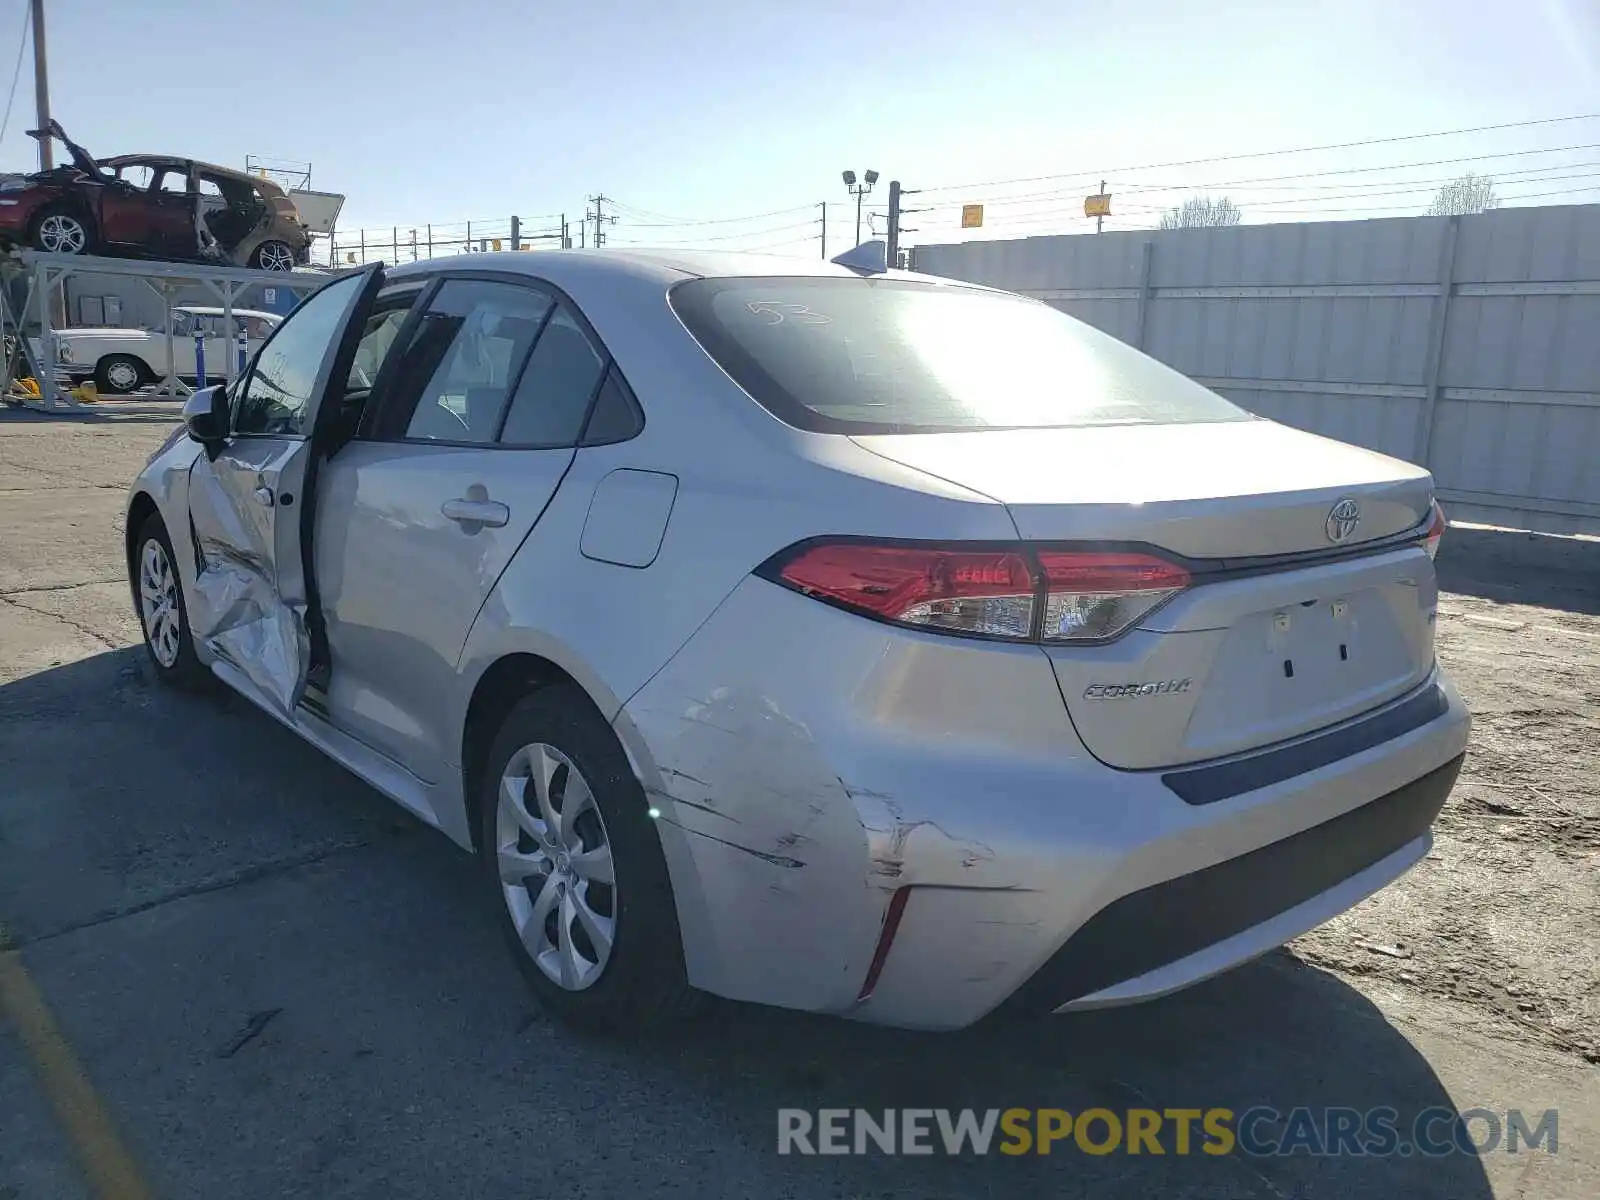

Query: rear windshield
<box><xmin>670</xmin><ymin>276</ymin><xmax>1249</xmax><ymax>434</ymax></box>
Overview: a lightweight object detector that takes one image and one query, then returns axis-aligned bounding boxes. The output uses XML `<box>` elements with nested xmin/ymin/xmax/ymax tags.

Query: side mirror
<box><xmin>183</xmin><ymin>384</ymin><xmax>229</xmax><ymax>451</ymax></box>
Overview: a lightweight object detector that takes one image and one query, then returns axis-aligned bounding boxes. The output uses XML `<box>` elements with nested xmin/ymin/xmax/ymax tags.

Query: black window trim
<box><xmin>352</xmin><ymin>277</ymin><xmax>442</xmax><ymax>442</ymax></box>
<box><xmin>349</xmin><ymin>266</ymin><xmax>645</xmax><ymax>452</ymax></box>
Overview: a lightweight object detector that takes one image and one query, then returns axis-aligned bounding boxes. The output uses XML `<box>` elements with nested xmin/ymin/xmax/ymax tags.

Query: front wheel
<box><xmin>479</xmin><ymin>684</ymin><xmax>697</xmax><ymax>1030</ymax></box>
<box><xmin>252</xmin><ymin>240</ymin><xmax>296</xmax><ymax>271</ymax></box>
<box><xmin>132</xmin><ymin>513</ymin><xmax>208</xmax><ymax>687</ymax></box>
<box><xmin>30</xmin><ymin>207</ymin><xmax>92</xmax><ymax>255</ymax></box>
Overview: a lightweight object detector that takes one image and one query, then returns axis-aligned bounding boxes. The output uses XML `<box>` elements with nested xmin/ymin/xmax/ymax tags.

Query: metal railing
<box><xmin>328</xmin><ymin>216</ymin><xmax>570</xmax><ymax>266</ymax></box>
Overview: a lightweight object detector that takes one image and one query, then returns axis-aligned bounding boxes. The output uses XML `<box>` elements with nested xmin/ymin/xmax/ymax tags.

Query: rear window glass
<box><xmin>669</xmin><ymin>276</ymin><xmax>1249</xmax><ymax>434</ymax></box>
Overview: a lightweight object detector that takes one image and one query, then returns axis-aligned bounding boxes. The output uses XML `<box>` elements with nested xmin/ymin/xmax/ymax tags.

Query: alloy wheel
<box><xmin>256</xmin><ymin>241</ymin><xmax>295</xmax><ymax>271</ymax></box>
<box><xmin>495</xmin><ymin>743</ymin><xmax>617</xmax><ymax>991</ymax></box>
<box><xmin>38</xmin><ymin>214</ymin><xmax>87</xmax><ymax>254</ymax></box>
<box><xmin>138</xmin><ymin>538</ymin><xmax>181</xmax><ymax>668</ymax></box>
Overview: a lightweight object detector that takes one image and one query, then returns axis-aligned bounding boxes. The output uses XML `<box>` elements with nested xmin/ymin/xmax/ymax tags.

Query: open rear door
<box><xmin>185</xmin><ymin>264</ymin><xmax>383</xmax><ymax>714</ymax></box>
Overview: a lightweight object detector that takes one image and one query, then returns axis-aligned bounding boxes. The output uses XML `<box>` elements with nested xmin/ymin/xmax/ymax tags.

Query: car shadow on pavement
<box><xmin>1437</xmin><ymin>524</ymin><xmax>1600</xmax><ymax>615</ymax></box>
<box><xmin>627</xmin><ymin>959</ymin><xmax>1497</xmax><ymax>1198</ymax></box>
<box><xmin>0</xmin><ymin>648</ymin><xmax>1495</xmax><ymax>1200</ymax></box>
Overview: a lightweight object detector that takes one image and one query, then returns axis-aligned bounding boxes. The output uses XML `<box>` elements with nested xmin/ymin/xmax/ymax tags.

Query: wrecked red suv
<box><xmin>0</xmin><ymin>121</ymin><xmax>310</xmax><ymax>271</ymax></box>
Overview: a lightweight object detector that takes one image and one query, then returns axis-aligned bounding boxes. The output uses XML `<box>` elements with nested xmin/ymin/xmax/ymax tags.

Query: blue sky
<box><xmin>3</xmin><ymin>0</ymin><xmax>1597</xmax><ymax>258</ymax></box>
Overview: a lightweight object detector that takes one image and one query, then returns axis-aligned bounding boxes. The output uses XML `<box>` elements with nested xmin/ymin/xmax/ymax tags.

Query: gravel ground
<box><xmin>1293</xmin><ymin>527</ymin><xmax>1600</xmax><ymax>1064</ymax></box>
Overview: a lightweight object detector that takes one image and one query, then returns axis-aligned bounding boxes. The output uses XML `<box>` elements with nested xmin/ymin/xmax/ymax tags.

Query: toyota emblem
<box><xmin>1325</xmin><ymin>498</ymin><xmax>1361</xmax><ymax>544</ymax></box>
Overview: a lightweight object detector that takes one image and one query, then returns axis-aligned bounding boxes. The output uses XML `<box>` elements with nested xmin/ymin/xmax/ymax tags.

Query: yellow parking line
<box><xmin>0</xmin><ymin>924</ymin><xmax>154</xmax><ymax>1200</ymax></box>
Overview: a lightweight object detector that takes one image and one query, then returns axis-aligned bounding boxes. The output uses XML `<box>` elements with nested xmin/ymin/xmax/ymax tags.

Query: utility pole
<box><xmin>885</xmin><ymin>181</ymin><xmax>928</xmax><ymax>270</ymax></box>
<box><xmin>510</xmin><ymin>214</ymin><xmax>521</xmax><ymax>251</ymax></box>
<box><xmin>885</xmin><ymin>182</ymin><xmax>900</xmax><ymax>265</ymax></box>
<box><xmin>561</xmin><ymin>213</ymin><xmax>569</xmax><ymax>249</ymax></box>
<box><xmin>1097</xmin><ymin>179</ymin><xmax>1105</xmax><ymax>234</ymax></box>
<box><xmin>30</xmin><ymin>0</ymin><xmax>50</xmax><ymax>171</ymax></box>
<box><xmin>587</xmin><ymin>194</ymin><xmax>616</xmax><ymax>247</ymax></box>
<box><xmin>819</xmin><ymin>201</ymin><xmax>826</xmax><ymax>260</ymax></box>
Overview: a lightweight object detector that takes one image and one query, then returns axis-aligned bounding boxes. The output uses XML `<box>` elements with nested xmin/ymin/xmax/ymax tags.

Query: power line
<box><xmin>607</xmin><ymin>199</ymin><xmax>816</xmax><ymax>227</ymax></box>
<box><xmin>0</xmin><ymin>2</ymin><xmax>29</xmax><ymax>146</ymax></box>
<box><xmin>609</xmin><ymin>216</ymin><xmax>821</xmax><ymax>247</ymax></box>
<box><xmin>1135</xmin><ymin>170</ymin><xmax>1600</xmax><ymax>210</ymax></box>
<box><xmin>910</xmin><ymin>142</ymin><xmax>1600</xmax><ymax>215</ymax></box>
<box><xmin>971</xmin><ymin>181</ymin><xmax>1600</xmax><ymax>231</ymax></box>
<box><xmin>1067</xmin><ymin>168</ymin><xmax>1600</xmax><ymax>214</ymax></box>
<box><xmin>913</xmin><ymin>112</ymin><xmax>1600</xmax><ymax>197</ymax></box>
<box><xmin>1110</xmin><ymin>148</ymin><xmax>1600</xmax><ymax>195</ymax></box>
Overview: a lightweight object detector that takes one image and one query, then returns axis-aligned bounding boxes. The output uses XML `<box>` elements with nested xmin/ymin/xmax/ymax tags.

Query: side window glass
<box><xmin>579</xmin><ymin>366</ymin><xmax>644</xmax><ymax>445</ymax></box>
<box><xmin>170</xmin><ymin>311</ymin><xmax>191</xmax><ymax>337</ymax></box>
<box><xmin>348</xmin><ymin>305</ymin><xmax>410</xmax><ymax>391</ymax></box>
<box><xmin>394</xmin><ymin>279</ymin><xmax>552</xmax><ymax>444</ymax></box>
<box><xmin>233</xmin><ymin>273</ymin><xmax>366</xmax><ymax>436</ymax></box>
<box><xmin>497</xmin><ymin>305</ymin><xmax>605</xmax><ymax>447</ymax></box>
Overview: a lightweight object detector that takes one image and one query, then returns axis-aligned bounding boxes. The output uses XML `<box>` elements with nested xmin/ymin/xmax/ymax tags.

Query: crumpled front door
<box><xmin>187</xmin><ymin>435</ymin><xmax>316</xmax><ymax>714</ymax></box>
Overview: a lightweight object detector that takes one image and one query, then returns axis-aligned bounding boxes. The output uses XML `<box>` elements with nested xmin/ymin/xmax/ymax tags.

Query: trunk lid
<box><xmin>852</xmin><ymin>419</ymin><xmax>1440</xmax><ymax>769</ymax></box>
<box><xmin>851</xmin><ymin>419</ymin><xmax>1432</xmax><ymax>558</ymax></box>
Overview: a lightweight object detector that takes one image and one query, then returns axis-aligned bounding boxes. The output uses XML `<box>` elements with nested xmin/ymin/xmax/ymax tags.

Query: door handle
<box><xmin>441</xmin><ymin>497</ymin><xmax>510</xmax><ymax>529</ymax></box>
<box><xmin>253</xmin><ymin>486</ymin><xmax>274</xmax><ymax>507</ymax></box>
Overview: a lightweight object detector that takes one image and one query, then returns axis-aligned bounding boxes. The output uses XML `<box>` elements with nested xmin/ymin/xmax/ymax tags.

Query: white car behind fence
<box><xmin>35</xmin><ymin>305</ymin><xmax>280</xmax><ymax>394</ymax></box>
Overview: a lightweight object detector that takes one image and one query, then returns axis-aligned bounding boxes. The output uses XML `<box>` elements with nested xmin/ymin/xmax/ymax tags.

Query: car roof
<box><xmin>173</xmin><ymin>306</ymin><xmax>279</xmax><ymax>320</ymax></box>
<box><xmin>99</xmin><ymin>154</ymin><xmax>288</xmax><ymax>194</ymax></box>
<box><xmin>384</xmin><ymin>248</ymin><xmax>986</xmax><ymax>293</ymax></box>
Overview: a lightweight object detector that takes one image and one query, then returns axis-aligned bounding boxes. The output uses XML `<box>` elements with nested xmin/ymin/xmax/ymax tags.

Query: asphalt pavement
<box><xmin>1</xmin><ymin>402</ymin><xmax>1595</xmax><ymax>1199</ymax></box>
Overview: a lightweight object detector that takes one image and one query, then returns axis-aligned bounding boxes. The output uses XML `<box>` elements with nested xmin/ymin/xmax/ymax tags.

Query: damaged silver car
<box><xmin>125</xmin><ymin>251</ymin><xmax>1470</xmax><ymax>1031</ymax></box>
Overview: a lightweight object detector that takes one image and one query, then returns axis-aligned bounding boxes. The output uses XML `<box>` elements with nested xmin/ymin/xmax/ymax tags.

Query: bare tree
<box><xmin>1158</xmin><ymin>195</ymin><xmax>1242</xmax><ymax>230</ymax></box>
<box><xmin>1427</xmin><ymin>172</ymin><xmax>1500</xmax><ymax>216</ymax></box>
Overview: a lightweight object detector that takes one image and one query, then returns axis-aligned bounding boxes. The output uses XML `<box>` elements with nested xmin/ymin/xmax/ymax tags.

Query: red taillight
<box><xmin>1036</xmin><ymin>551</ymin><xmax>1191</xmax><ymax>642</ymax></box>
<box><xmin>1423</xmin><ymin>500</ymin><xmax>1446</xmax><ymax>560</ymax></box>
<box><xmin>765</xmin><ymin>541</ymin><xmax>1190</xmax><ymax>643</ymax></box>
<box><xmin>775</xmin><ymin>543</ymin><xmax>1037</xmax><ymax>639</ymax></box>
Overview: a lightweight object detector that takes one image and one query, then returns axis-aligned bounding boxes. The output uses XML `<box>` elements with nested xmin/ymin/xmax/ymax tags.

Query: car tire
<box><xmin>132</xmin><ymin>513</ymin><xmax>208</xmax><ymax>688</ymax></box>
<box><xmin>252</xmin><ymin>240</ymin><xmax>296</xmax><ymax>272</ymax></box>
<box><xmin>478</xmin><ymin>683</ymin><xmax>699</xmax><ymax>1031</ymax></box>
<box><xmin>28</xmin><ymin>206</ymin><xmax>93</xmax><ymax>256</ymax></box>
<box><xmin>94</xmin><ymin>354</ymin><xmax>148</xmax><ymax>395</ymax></box>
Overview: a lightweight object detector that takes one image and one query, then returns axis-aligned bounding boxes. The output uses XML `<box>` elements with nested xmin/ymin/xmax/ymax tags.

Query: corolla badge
<box><xmin>1325</xmin><ymin>498</ymin><xmax>1361</xmax><ymax>544</ymax></box>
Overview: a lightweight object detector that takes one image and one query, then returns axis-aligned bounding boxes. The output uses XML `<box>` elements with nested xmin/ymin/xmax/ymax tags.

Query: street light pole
<box><xmin>841</xmin><ymin>169</ymin><xmax>879</xmax><ymax>248</ymax></box>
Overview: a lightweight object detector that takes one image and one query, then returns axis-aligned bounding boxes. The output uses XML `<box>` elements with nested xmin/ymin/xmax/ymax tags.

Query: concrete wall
<box><xmin>913</xmin><ymin>205</ymin><xmax>1600</xmax><ymax>536</ymax></box>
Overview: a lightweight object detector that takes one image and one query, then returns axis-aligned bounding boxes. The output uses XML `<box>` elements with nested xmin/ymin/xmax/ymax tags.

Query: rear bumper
<box><xmin>619</xmin><ymin>577</ymin><xmax>1471</xmax><ymax>1031</ymax></box>
<box><xmin>1006</xmin><ymin>752</ymin><xmax>1461</xmax><ymax>1015</ymax></box>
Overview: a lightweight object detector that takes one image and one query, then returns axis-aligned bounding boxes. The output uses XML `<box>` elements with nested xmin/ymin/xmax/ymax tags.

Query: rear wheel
<box><xmin>133</xmin><ymin>513</ymin><xmax>207</xmax><ymax>686</ymax></box>
<box><xmin>478</xmin><ymin>684</ymin><xmax>697</xmax><ymax>1030</ymax></box>
<box><xmin>29</xmin><ymin>207</ymin><xmax>92</xmax><ymax>255</ymax></box>
<box><xmin>94</xmin><ymin>354</ymin><xmax>148</xmax><ymax>394</ymax></box>
<box><xmin>252</xmin><ymin>240</ymin><xmax>296</xmax><ymax>271</ymax></box>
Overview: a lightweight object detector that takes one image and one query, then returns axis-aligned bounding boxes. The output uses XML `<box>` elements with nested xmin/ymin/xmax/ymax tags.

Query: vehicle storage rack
<box><xmin>0</xmin><ymin>250</ymin><xmax>336</xmax><ymax>412</ymax></box>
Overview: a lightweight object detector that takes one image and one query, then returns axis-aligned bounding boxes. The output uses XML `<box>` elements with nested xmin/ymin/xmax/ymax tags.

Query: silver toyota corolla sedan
<box><xmin>124</xmin><ymin>248</ymin><xmax>1469</xmax><ymax>1031</ymax></box>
